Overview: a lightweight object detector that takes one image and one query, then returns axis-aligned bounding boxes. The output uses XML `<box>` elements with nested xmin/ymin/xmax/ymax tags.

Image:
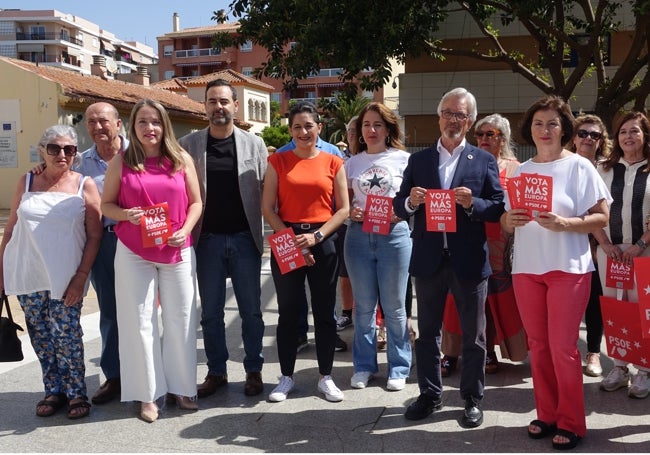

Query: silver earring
<box><xmin>359</xmin><ymin>137</ymin><xmax>365</xmax><ymax>144</ymax></box>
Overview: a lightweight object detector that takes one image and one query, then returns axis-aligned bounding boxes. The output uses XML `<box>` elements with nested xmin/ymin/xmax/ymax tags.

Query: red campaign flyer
<box><xmin>601</xmin><ymin>295</ymin><xmax>650</xmax><ymax>361</ymax></box>
<box><xmin>362</xmin><ymin>195</ymin><xmax>392</xmax><ymax>235</ymax></box>
<box><xmin>633</xmin><ymin>257</ymin><xmax>650</xmax><ymax>338</ymax></box>
<box><xmin>605</xmin><ymin>257</ymin><xmax>634</xmax><ymax>290</ymax></box>
<box><xmin>506</xmin><ymin>176</ymin><xmax>527</xmax><ymax>215</ymax></box>
<box><xmin>520</xmin><ymin>173</ymin><xmax>552</xmax><ymax>215</ymax></box>
<box><xmin>425</xmin><ymin>189</ymin><xmax>456</xmax><ymax>232</ymax></box>
<box><xmin>140</xmin><ymin>202</ymin><xmax>172</xmax><ymax>248</ymax></box>
<box><xmin>268</xmin><ymin>227</ymin><xmax>306</xmax><ymax>274</ymax></box>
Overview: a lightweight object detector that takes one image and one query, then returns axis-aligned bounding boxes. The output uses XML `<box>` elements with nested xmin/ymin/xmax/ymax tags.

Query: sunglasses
<box><xmin>576</xmin><ymin>130</ymin><xmax>602</xmax><ymax>140</ymax></box>
<box><xmin>474</xmin><ymin>130</ymin><xmax>500</xmax><ymax>139</ymax></box>
<box><xmin>45</xmin><ymin>144</ymin><xmax>77</xmax><ymax>156</ymax></box>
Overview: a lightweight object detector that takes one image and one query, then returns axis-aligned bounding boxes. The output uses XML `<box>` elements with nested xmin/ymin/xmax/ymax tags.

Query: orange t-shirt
<box><xmin>269</xmin><ymin>150</ymin><xmax>343</xmax><ymax>223</ymax></box>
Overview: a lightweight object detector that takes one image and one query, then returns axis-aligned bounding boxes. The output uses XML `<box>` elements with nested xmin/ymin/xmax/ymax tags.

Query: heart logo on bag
<box><xmin>617</xmin><ymin>347</ymin><xmax>628</xmax><ymax>357</ymax></box>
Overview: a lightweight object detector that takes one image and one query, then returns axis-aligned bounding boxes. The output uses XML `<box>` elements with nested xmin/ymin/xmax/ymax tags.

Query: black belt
<box><xmin>104</xmin><ymin>225</ymin><xmax>116</xmax><ymax>233</ymax></box>
<box><xmin>442</xmin><ymin>248</ymin><xmax>451</xmax><ymax>257</ymax></box>
<box><xmin>285</xmin><ymin>222</ymin><xmax>325</xmax><ymax>232</ymax></box>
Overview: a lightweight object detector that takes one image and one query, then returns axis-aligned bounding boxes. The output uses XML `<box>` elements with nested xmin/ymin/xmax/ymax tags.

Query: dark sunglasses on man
<box><xmin>45</xmin><ymin>144</ymin><xmax>78</xmax><ymax>156</ymax></box>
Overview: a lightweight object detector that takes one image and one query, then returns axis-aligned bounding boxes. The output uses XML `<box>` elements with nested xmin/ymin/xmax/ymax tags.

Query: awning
<box><xmin>296</xmin><ymin>84</ymin><xmax>315</xmax><ymax>89</ymax></box>
<box><xmin>175</xmin><ymin>63</ymin><xmax>200</xmax><ymax>67</ymax></box>
<box><xmin>101</xmin><ymin>39</ymin><xmax>115</xmax><ymax>52</ymax></box>
<box><xmin>16</xmin><ymin>43</ymin><xmax>44</xmax><ymax>52</ymax></box>
<box><xmin>318</xmin><ymin>82</ymin><xmax>345</xmax><ymax>88</ymax></box>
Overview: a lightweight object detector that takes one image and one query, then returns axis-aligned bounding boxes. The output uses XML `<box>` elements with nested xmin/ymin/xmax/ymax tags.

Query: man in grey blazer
<box><xmin>179</xmin><ymin>79</ymin><xmax>267</xmax><ymax>398</ymax></box>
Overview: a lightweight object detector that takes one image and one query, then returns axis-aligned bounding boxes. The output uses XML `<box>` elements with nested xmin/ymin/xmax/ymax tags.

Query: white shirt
<box><xmin>508</xmin><ymin>153</ymin><xmax>612</xmax><ymax>275</ymax></box>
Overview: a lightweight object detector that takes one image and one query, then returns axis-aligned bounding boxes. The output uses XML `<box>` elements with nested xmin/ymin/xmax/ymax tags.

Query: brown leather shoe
<box><xmin>244</xmin><ymin>372</ymin><xmax>263</xmax><ymax>396</ymax></box>
<box><xmin>91</xmin><ymin>378</ymin><xmax>121</xmax><ymax>405</ymax></box>
<box><xmin>197</xmin><ymin>374</ymin><xmax>228</xmax><ymax>398</ymax></box>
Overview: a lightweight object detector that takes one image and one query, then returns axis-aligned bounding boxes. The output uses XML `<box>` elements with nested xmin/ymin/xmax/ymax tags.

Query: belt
<box><xmin>285</xmin><ymin>222</ymin><xmax>325</xmax><ymax>231</ymax></box>
<box><xmin>442</xmin><ymin>248</ymin><xmax>451</xmax><ymax>257</ymax></box>
<box><xmin>104</xmin><ymin>225</ymin><xmax>116</xmax><ymax>233</ymax></box>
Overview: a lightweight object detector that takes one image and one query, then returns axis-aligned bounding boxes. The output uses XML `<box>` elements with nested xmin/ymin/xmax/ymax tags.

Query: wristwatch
<box><xmin>314</xmin><ymin>230</ymin><xmax>324</xmax><ymax>243</ymax></box>
<box><xmin>636</xmin><ymin>238</ymin><xmax>647</xmax><ymax>250</ymax></box>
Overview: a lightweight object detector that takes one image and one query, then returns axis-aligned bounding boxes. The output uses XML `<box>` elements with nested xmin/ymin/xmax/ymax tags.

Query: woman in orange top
<box><xmin>262</xmin><ymin>101</ymin><xmax>349</xmax><ymax>403</ymax></box>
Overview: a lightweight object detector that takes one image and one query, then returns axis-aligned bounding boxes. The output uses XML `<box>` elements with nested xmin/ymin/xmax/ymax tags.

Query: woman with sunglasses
<box><xmin>0</xmin><ymin>125</ymin><xmax>102</xmax><ymax>419</ymax></box>
<box><xmin>592</xmin><ymin>111</ymin><xmax>650</xmax><ymax>399</ymax></box>
<box><xmin>570</xmin><ymin>115</ymin><xmax>613</xmax><ymax>378</ymax></box>
<box><xmin>440</xmin><ymin>114</ymin><xmax>528</xmax><ymax>377</ymax></box>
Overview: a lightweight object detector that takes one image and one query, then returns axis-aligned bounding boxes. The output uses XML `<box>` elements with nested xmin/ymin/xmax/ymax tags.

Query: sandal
<box><xmin>528</xmin><ymin>419</ymin><xmax>557</xmax><ymax>439</ymax></box>
<box><xmin>36</xmin><ymin>393</ymin><xmax>67</xmax><ymax>417</ymax></box>
<box><xmin>552</xmin><ymin>428</ymin><xmax>582</xmax><ymax>450</ymax></box>
<box><xmin>67</xmin><ymin>399</ymin><xmax>91</xmax><ymax>420</ymax></box>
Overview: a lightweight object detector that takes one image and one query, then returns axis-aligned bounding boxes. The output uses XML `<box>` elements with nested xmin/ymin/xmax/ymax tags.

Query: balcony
<box><xmin>174</xmin><ymin>47</ymin><xmax>222</xmax><ymax>58</ymax></box>
<box><xmin>16</xmin><ymin>32</ymin><xmax>83</xmax><ymax>47</ymax></box>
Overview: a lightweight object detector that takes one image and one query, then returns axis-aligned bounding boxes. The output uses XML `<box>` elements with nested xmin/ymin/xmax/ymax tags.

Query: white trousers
<box><xmin>115</xmin><ymin>241</ymin><xmax>199</xmax><ymax>402</ymax></box>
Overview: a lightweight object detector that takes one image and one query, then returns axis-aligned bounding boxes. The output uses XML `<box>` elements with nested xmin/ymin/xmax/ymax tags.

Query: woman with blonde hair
<box><xmin>101</xmin><ymin>99</ymin><xmax>202</xmax><ymax>422</ymax></box>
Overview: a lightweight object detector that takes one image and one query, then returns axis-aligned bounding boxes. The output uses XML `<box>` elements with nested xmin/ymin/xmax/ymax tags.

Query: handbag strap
<box><xmin>1</xmin><ymin>292</ymin><xmax>16</xmax><ymax>323</ymax></box>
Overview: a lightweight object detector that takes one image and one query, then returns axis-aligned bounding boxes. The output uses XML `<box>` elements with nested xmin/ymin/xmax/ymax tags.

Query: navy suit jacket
<box><xmin>393</xmin><ymin>143</ymin><xmax>504</xmax><ymax>281</ymax></box>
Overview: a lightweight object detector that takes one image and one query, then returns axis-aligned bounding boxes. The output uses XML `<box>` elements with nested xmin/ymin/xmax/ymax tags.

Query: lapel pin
<box><xmin>467</xmin><ymin>154</ymin><xmax>474</xmax><ymax>160</ymax></box>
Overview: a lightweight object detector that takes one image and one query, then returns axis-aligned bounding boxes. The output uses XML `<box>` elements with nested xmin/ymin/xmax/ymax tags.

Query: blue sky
<box><xmin>7</xmin><ymin>0</ymin><xmax>232</xmax><ymax>48</ymax></box>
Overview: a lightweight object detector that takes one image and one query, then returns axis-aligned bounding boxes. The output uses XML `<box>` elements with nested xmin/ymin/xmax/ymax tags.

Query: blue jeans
<box><xmin>195</xmin><ymin>231</ymin><xmax>264</xmax><ymax>375</ymax></box>
<box><xmin>344</xmin><ymin>221</ymin><xmax>412</xmax><ymax>379</ymax></box>
<box><xmin>91</xmin><ymin>230</ymin><xmax>120</xmax><ymax>380</ymax></box>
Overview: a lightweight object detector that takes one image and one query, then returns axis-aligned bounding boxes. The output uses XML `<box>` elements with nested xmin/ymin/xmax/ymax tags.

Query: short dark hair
<box><xmin>205</xmin><ymin>79</ymin><xmax>237</xmax><ymax>101</ymax></box>
<box><xmin>520</xmin><ymin>95</ymin><xmax>574</xmax><ymax>146</ymax></box>
<box><xmin>288</xmin><ymin>101</ymin><xmax>320</xmax><ymax>126</ymax></box>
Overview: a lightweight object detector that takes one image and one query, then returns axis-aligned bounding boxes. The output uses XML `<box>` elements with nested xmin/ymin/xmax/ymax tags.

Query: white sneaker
<box><xmin>350</xmin><ymin>371</ymin><xmax>373</xmax><ymax>389</ymax></box>
<box><xmin>628</xmin><ymin>371</ymin><xmax>650</xmax><ymax>399</ymax></box>
<box><xmin>318</xmin><ymin>375</ymin><xmax>344</xmax><ymax>402</ymax></box>
<box><xmin>268</xmin><ymin>376</ymin><xmax>294</xmax><ymax>402</ymax></box>
<box><xmin>600</xmin><ymin>366</ymin><xmax>630</xmax><ymax>392</ymax></box>
<box><xmin>386</xmin><ymin>377</ymin><xmax>406</xmax><ymax>391</ymax></box>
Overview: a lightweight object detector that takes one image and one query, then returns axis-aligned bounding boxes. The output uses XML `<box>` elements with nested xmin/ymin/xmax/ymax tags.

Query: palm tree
<box><xmin>319</xmin><ymin>94</ymin><xmax>371</xmax><ymax>144</ymax></box>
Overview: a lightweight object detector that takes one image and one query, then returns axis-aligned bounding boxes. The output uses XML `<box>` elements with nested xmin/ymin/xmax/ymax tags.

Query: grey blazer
<box><xmin>179</xmin><ymin>127</ymin><xmax>268</xmax><ymax>254</ymax></box>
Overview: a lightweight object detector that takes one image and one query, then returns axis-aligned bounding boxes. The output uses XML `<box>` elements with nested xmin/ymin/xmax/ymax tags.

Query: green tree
<box><xmin>215</xmin><ymin>0</ymin><xmax>650</xmax><ymax>128</ymax></box>
<box><xmin>260</xmin><ymin>124</ymin><xmax>291</xmax><ymax>148</ymax></box>
<box><xmin>319</xmin><ymin>94</ymin><xmax>372</xmax><ymax>144</ymax></box>
<box><xmin>269</xmin><ymin>100</ymin><xmax>283</xmax><ymax>127</ymax></box>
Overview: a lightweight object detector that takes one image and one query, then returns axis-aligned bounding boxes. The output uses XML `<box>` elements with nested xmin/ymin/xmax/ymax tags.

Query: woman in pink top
<box><xmin>101</xmin><ymin>99</ymin><xmax>202</xmax><ymax>423</ymax></box>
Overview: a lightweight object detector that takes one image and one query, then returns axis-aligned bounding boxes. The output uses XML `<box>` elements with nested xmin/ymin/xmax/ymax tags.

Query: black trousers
<box><xmin>270</xmin><ymin>234</ymin><xmax>339</xmax><ymax>377</ymax></box>
<box><xmin>414</xmin><ymin>258</ymin><xmax>487</xmax><ymax>402</ymax></box>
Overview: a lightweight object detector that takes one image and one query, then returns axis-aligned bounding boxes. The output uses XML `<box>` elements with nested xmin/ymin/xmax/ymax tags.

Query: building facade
<box><xmin>0</xmin><ymin>9</ymin><xmax>157</xmax><ymax>78</ymax></box>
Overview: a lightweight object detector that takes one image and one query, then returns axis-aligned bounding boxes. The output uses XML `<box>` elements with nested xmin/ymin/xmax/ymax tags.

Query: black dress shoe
<box><xmin>461</xmin><ymin>397</ymin><xmax>483</xmax><ymax>428</ymax></box>
<box><xmin>91</xmin><ymin>378</ymin><xmax>121</xmax><ymax>405</ymax></box>
<box><xmin>404</xmin><ymin>393</ymin><xmax>443</xmax><ymax>420</ymax></box>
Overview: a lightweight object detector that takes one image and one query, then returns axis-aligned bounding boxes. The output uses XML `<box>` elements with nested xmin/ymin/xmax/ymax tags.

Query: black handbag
<box><xmin>0</xmin><ymin>292</ymin><xmax>24</xmax><ymax>362</ymax></box>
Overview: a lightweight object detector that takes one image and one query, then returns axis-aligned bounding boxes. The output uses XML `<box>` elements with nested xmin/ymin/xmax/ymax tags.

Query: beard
<box><xmin>210</xmin><ymin>111</ymin><xmax>232</xmax><ymax>126</ymax></box>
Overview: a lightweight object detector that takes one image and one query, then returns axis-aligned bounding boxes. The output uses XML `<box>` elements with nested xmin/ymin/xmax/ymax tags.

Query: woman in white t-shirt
<box><xmin>344</xmin><ymin>102</ymin><xmax>412</xmax><ymax>392</ymax></box>
<box><xmin>501</xmin><ymin>96</ymin><xmax>611</xmax><ymax>450</ymax></box>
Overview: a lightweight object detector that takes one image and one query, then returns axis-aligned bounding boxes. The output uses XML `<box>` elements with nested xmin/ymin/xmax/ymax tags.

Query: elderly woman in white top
<box><xmin>0</xmin><ymin>125</ymin><xmax>102</xmax><ymax>420</ymax></box>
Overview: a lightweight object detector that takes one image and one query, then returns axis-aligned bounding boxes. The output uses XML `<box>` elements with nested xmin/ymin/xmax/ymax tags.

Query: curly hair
<box><xmin>570</xmin><ymin>114</ymin><xmax>612</xmax><ymax>162</ymax></box>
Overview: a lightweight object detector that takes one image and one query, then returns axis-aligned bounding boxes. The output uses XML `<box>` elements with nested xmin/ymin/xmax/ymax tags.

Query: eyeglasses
<box><xmin>441</xmin><ymin>110</ymin><xmax>470</xmax><ymax>121</ymax></box>
<box><xmin>45</xmin><ymin>144</ymin><xmax>78</xmax><ymax>156</ymax></box>
<box><xmin>474</xmin><ymin>130</ymin><xmax>500</xmax><ymax>139</ymax></box>
<box><xmin>576</xmin><ymin>130</ymin><xmax>602</xmax><ymax>140</ymax></box>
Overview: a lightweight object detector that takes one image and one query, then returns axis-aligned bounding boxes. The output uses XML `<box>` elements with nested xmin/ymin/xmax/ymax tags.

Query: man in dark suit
<box><xmin>394</xmin><ymin>88</ymin><xmax>504</xmax><ymax>428</ymax></box>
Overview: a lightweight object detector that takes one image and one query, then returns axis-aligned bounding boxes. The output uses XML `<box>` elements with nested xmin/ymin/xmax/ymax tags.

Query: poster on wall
<box><xmin>0</xmin><ymin>122</ymin><xmax>17</xmax><ymax>168</ymax></box>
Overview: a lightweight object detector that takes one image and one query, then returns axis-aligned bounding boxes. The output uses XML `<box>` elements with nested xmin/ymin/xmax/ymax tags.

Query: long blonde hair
<box><xmin>123</xmin><ymin>98</ymin><xmax>186</xmax><ymax>173</ymax></box>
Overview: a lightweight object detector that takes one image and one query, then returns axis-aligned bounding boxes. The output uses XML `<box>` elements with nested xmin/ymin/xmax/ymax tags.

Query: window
<box><xmin>271</xmin><ymin>93</ymin><xmax>282</xmax><ymax>103</ymax></box>
<box><xmin>248</xmin><ymin>99</ymin><xmax>254</xmax><ymax>120</ymax></box>
<box><xmin>163</xmin><ymin>45</ymin><xmax>173</xmax><ymax>57</ymax></box>
<box><xmin>240</xmin><ymin>40</ymin><xmax>253</xmax><ymax>52</ymax></box>
<box><xmin>164</xmin><ymin>70</ymin><xmax>175</xmax><ymax>79</ymax></box>
<box><xmin>29</xmin><ymin>25</ymin><xmax>45</xmax><ymax>39</ymax></box>
<box><xmin>242</xmin><ymin>66</ymin><xmax>253</xmax><ymax>77</ymax></box>
<box><xmin>254</xmin><ymin>101</ymin><xmax>261</xmax><ymax>121</ymax></box>
<box><xmin>261</xmin><ymin>102</ymin><xmax>267</xmax><ymax>122</ymax></box>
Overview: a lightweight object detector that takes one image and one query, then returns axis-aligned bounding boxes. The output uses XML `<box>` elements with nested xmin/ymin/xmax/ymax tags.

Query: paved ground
<box><xmin>0</xmin><ymin>208</ymin><xmax>649</xmax><ymax>453</ymax></box>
